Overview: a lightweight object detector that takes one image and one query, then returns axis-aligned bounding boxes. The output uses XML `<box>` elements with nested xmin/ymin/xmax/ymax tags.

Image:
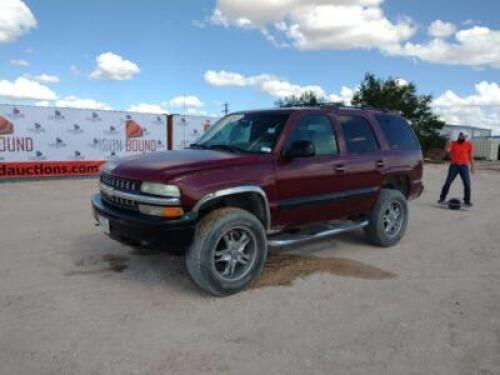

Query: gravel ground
<box><xmin>1</xmin><ymin>164</ymin><xmax>499</xmax><ymax>375</ymax></box>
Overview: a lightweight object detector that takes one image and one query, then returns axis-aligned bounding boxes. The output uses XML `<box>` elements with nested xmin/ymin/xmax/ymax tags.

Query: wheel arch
<box><xmin>381</xmin><ymin>175</ymin><xmax>410</xmax><ymax>198</ymax></box>
<box><xmin>191</xmin><ymin>186</ymin><xmax>271</xmax><ymax>230</ymax></box>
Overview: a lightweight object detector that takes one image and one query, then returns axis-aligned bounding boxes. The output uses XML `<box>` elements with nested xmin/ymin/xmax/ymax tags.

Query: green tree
<box><xmin>352</xmin><ymin>73</ymin><xmax>445</xmax><ymax>152</ymax></box>
<box><xmin>276</xmin><ymin>90</ymin><xmax>326</xmax><ymax>108</ymax></box>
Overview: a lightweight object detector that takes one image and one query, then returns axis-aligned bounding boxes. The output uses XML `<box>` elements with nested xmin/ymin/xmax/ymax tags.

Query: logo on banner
<box><xmin>29</xmin><ymin>151</ymin><xmax>47</xmax><ymax>161</ymax></box>
<box><xmin>0</xmin><ymin>117</ymin><xmax>35</xmax><ymax>153</ymax></box>
<box><xmin>68</xmin><ymin>123</ymin><xmax>84</xmax><ymax>134</ymax></box>
<box><xmin>125</xmin><ymin>119</ymin><xmax>157</xmax><ymax>152</ymax></box>
<box><xmin>106</xmin><ymin>151</ymin><xmax>119</xmax><ymax>160</ymax></box>
<box><xmin>28</xmin><ymin>122</ymin><xmax>46</xmax><ymax>133</ymax></box>
<box><xmin>153</xmin><ymin>115</ymin><xmax>164</xmax><ymax>125</ymax></box>
<box><xmin>49</xmin><ymin>137</ymin><xmax>67</xmax><ymax>148</ymax></box>
<box><xmin>126</xmin><ymin>119</ymin><xmax>144</xmax><ymax>138</ymax></box>
<box><xmin>86</xmin><ymin>112</ymin><xmax>102</xmax><ymax>122</ymax></box>
<box><xmin>69</xmin><ymin>150</ymin><xmax>85</xmax><ymax>160</ymax></box>
<box><xmin>104</xmin><ymin>125</ymin><xmax>119</xmax><ymax>135</ymax></box>
<box><xmin>204</xmin><ymin>119</ymin><xmax>211</xmax><ymax>132</ymax></box>
<box><xmin>49</xmin><ymin>109</ymin><xmax>65</xmax><ymax>120</ymax></box>
<box><xmin>4</xmin><ymin>107</ymin><xmax>25</xmax><ymax>119</ymax></box>
<box><xmin>0</xmin><ymin>116</ymin><xmax>14</xmax><ymax>135</ymax></box>
<box><xmin>190</xmin><ymin>128</ymin><xmax>200</xmax><ymax>137</ymax></box>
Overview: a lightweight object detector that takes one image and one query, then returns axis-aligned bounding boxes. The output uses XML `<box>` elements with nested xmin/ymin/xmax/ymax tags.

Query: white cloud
<box><xmin>70</xmin><ymin>65</ymin><xmax>80</xmax><ymax>75</ymax></box>
<box><xmin>211</xmin><ymin>0</ymin><xmax>416</xmax><ymax>51</ymax></box>
<box><xmin>168</xmin><ymin>95</ymin><xmax>205</xmax><ymax>108</ymax></box>
<box><xmin>52</xmin><ymin>96</ymin><xmax>112</xmax><ymax>110</ymax></box>
<box><xmin>210</xmin><ymin>1</ymin><xmax>500</xmax><ymax>69</ymax></box>
<box><xmin>0</xmin><ymin>77</ymin><xmax>57</xmax><ymax>100</ymax></box>
<box><xmin>25</xmin><ymin>73</ymin><xmax>60</xmax><ymax>84</ymax></box>
<box><xmin>434</xmin><ymin>81</ymin><xmax>500</xmax><ymax>107</ymax></box>
<box><xmin>388</xmin><ymin>26</ymin><xmax>500</xmax><ymax>69</ymax></box>
<box><xmin>204</xmin><ymin>70</ymin><xmax>252</xmax><ymax>86</ymax></box>
<box><xmin>35</xmin><ymin>97</ymin><xmax>112</xmax><ymax>110</ymax></box>
<box><xmin>90</xmin><ymin>52</ymin><xmax>140</xmax><ymax>80</ymax></box>
<box><xmin>427</xmin><ymin>20</ymin><xmax>456</xmax><ymax>38</ymax></box>
<box><xmin>10</xmin><ymin>58</ymin><xmax>30</xmax><ymax>66</ymax></box>
<box><xmin>127</xmin><ymin>103</ymin><xmax>168</xmax><ymax>114</ymax></box>
<box><xmin>0</xmin><ymin>0</ymin><xmax>37</xmax><ymax>43</ymax></box>
<box><xmin>433</xmin><ymin>81</ymin><xmax>500</xmax><ymax>132</ymax></box>
<box><xmin>329</xmin><ymin>86</ymin><xmax>355</xmax><ymax>105</ymax></box>
<box><xmin>205</xmin><ymin>70</ymin><xmax>327</xmax><ymax>98</ymax></box>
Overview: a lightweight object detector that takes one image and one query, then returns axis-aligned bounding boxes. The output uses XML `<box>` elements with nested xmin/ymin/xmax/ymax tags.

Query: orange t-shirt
<box><xmin>449</xmin><ymin>141</ymin><xmax>473</xmax><ymax>165</ymax></box>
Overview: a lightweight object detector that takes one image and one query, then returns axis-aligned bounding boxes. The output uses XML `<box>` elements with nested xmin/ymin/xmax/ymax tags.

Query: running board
<box><xmin>267</xmin><ymin>220</ymin><xmax>369</xmax><ymax>247</ymax></box>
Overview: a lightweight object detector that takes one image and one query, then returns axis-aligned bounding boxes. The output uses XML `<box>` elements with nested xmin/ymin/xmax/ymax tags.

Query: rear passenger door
<box><xmin>334</xmin><ymin>114</ymin><xmax>385</xmax><ymax>213</ymax></box>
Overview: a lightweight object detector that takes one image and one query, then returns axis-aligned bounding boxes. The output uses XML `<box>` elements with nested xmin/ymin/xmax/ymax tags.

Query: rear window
<box><xmin>340</xmin><ymin>115</ymin><xmax>379</xmax><ymax>154</ymax></box>
<box><xmin>375</xmin><ymin>114</ymin><xmax>420</xmax><ymax>150</ymax></box>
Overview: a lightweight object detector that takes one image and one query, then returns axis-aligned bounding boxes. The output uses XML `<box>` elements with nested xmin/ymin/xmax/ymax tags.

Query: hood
<box><xmin>104</xmin><ymin>149</ymin><xmax>267</xmax><ymax>182</ymax></box>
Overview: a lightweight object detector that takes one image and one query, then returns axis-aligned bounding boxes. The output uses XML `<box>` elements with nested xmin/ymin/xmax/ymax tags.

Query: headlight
<box><xmin>140</xmin><ymin>183</ymin><xmax>180</xmax><ymax>197</ymax></box>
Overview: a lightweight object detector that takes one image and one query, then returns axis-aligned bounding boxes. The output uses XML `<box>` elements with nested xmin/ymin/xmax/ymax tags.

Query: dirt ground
<box><xmin>1</xmin><ymin>163</ymin><xmax>499</xmax><ymax>375</ymax></box>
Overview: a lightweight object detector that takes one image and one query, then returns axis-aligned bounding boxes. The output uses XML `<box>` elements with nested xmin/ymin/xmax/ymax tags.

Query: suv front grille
<box><xmin>101</xmin><ymin>194</ymin><xmax>138</xmax><ymax>211</ymax></box>
<box><xmin>100</xmin><ymin>173</ymin><xmax>142</xmax><ymax>211</ymax></box>
<box><xmin>100</xmin><ymin>173</ymin><xmax>141</xmax><ymax>192</ymax></box>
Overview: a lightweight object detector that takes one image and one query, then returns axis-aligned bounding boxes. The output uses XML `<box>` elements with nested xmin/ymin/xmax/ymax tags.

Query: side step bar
<box><xmin>268</xmin><ymin>219</ymin><xmax>369</xmax><ymax>247</ymax></box>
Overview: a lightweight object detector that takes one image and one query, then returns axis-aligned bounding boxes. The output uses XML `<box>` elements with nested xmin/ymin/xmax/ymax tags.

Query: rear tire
<box><xmin>365</xmin><ymin>189</ymin><xmax>408</xmax><ymax>247</ymax></box>
<box><xmin>185</xmin><ymin>207</ymin><xmax>268</xmax><ymax>296</ymax></box>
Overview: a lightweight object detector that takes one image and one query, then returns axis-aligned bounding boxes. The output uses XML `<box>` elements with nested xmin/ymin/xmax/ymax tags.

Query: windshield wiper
<box><xmin>207</xmin><ymin>144</ymin><xmax>246</xmax><ymax>153</ymax></box>
<box><xmin>189</xmin><ymin>143</ymin><xmax>207</xmax><ymax>149</ymax></box>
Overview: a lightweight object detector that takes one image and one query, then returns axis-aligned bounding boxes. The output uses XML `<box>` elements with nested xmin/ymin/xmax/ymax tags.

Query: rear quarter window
<box><xmin>375</xmin><ymin>114</ymin><xmax>420</xmax><ymax>150</ymax></box>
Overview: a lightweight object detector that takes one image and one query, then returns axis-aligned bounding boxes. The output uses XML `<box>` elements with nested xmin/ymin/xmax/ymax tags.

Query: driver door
<box><xmin>274</xmin><ymin>113</ymin><xmax>349</xmax><ymax>228</ymax></box>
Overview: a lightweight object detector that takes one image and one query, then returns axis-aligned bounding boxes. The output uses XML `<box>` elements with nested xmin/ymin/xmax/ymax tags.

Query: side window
<box><xmin>287</xmin><ymin>115</ymin><xmax>338</xmax><ymax>156</ymax></box>
<box><xmin>340</xmin><ymin>115</ymin><xmax>379</xmax><ymax>154</ymax></box>
<box><xmin>375</xmin><ymin>114</ymin><xmax>420</xmax><ymax>150</ymax></box>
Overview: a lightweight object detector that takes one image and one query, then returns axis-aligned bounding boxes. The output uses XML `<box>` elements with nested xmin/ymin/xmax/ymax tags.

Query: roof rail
<box><xmin>284</xmin><ymin>102</ymin><xmax>388</xmax><ymax>112</ymax></box>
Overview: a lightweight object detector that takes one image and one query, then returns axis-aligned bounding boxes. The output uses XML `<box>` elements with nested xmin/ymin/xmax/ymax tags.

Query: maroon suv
<box><xmin>92</xmin><ymin>106</ymin><xmax>423</xmax><ymax>295</ymax></box>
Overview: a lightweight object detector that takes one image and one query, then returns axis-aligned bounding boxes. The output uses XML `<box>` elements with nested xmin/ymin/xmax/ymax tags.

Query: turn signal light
<box><xmin>138</xmin><ymin>205</ymin><xmax>184</xmax><ymax>218</ymax></box>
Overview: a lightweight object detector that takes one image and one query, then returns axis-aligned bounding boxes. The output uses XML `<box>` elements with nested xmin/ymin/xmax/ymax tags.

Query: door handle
<box><xmin>376</xmin><ymin>160</ymin><xmax>385</xmax><ymax>168</ymax></box>
<box><xmin>335</xmin><ymin>164</ymin><xmax>346</xmax><ymax>173</ymax></box>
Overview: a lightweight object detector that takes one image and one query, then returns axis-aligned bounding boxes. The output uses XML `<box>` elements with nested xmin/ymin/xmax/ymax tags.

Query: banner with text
<box><xmin>0</xmin><ymin>104</ymin><xmax>167</xmax><ymax>178</ymax></box>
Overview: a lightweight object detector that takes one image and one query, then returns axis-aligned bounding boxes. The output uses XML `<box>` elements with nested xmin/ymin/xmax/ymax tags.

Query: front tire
<box><xmin>185</xmin><ymin>207</ymin><xmax>268</xmax><ymax>296</ymax></box>
<box><xmin>365</xmin><ymin>189</ymin><xmax>408</xmax><ymax>247</ymax></box>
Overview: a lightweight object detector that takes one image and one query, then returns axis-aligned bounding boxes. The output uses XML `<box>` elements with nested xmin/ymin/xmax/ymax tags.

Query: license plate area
<box><xmin>97</xmin><ymin>215</ymin><xmax>110</xmax><ymax>235</ymax></box>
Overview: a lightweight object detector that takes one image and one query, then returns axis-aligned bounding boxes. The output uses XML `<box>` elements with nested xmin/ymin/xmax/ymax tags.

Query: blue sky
<box><xmin>0</xmin><ymin>0</ymin><xmax>499</xmax><ymax>130</ymax></box>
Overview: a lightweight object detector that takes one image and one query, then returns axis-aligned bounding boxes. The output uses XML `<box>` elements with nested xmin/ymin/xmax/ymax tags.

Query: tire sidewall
<box><xmin>188</xmin><ymin>209</ymin><xmax>268</xmax><ymax>296</ymax></box>
<box><xmin>371</xmin><ymin>190</ymin><xmax>409</xmax><ymax>247</ymax></box>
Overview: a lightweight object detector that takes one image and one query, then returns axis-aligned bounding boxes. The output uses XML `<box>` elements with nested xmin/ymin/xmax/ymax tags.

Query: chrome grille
<box><xmin>100</xmin><ymin>173</ymin><xmax>141</xmax><ymax>192</ymax></box>
<box><xmin>102</xmin><ymin>194</ymin><xmax>138</xmax><ymax>211</ymax></box>
<box><xmin>100</xmin><ymin>173</ymin><xmax>141</xmax><ymax>211</ymax></box>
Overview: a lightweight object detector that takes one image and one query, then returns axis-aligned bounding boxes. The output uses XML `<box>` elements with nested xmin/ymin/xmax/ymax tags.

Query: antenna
<box><xmin>222</xmin><ymin>102</ymin><xmax>229</xmax><ymax>115</ymax></box>
<box><xmin>183</xmin><ymin>93</ymin><xmax>186</xmax><ymax>148</ymax></box>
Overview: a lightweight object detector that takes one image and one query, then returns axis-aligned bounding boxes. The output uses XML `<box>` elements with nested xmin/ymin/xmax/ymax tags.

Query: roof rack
<box><xmin>285</xmin><ymin>102</ymin><xmax>388</xmax><ymax>112</ymax></box>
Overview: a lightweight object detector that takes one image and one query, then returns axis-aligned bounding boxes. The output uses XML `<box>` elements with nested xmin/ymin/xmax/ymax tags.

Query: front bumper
<box><xmin>91</xmin><ymin>193</ymin><xmax>196</xmax><ymax>246</ymax></box>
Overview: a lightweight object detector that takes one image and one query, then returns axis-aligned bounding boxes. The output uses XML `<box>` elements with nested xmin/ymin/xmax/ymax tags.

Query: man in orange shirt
<box><xmin>439</xmin><ymin>132</ymin><xmax>475</xmax><ymax>207</ymax></box>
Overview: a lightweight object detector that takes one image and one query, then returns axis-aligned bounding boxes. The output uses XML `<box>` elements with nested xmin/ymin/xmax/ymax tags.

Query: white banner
<box><xmin>170</xmin><ymin>114</ymin><xmax>220</xmax><ymax>150</ymax></box>
<box><xmin>0</xmin><ymin>104</ymin><xmax>167</xmax><ymax>178</ymax></box>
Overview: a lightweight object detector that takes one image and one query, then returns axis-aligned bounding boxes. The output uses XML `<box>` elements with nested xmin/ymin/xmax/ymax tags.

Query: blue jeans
<box><xmin>440</xmin><ymin>164</ymin><xmax>471</xmax><ymax>203</ymax></box>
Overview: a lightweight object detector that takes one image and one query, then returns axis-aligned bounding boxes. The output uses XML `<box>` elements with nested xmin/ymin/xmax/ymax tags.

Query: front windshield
<box><xmin>193</xmin><ymin>112</ymin><xmax>289</xmax><ymax>154</ymax></box>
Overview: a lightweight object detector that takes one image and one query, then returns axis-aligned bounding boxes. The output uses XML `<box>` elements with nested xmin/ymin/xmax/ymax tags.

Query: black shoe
<box><xmin>464</xmin><ymin>201</ymin><xmax>473</xmax><ymax>207</ymax></box>
<box><xmin>438</xmin><ymin>199</ymin><xmax>446</xmax><ymax>205</ymax></box>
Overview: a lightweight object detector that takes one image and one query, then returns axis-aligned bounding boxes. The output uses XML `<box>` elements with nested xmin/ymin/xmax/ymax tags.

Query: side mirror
<box><xmin>286</xmin><ymin>140</ymin><xmax>315</xmax><ymax>159</ymax></box>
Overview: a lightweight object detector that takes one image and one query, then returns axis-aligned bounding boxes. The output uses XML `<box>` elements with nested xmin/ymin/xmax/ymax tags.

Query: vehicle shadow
<box><xmin>69</xmin><ymin>229</ymin><xmax>396</xmax><ymax>296</ymax></box>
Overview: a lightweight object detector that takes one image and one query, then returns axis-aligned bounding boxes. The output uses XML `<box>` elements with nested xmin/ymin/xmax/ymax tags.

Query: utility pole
<box><xmin>222</xmin><ymin>102</ymin><xmax>229</xmax><ymax>116</ymax></box>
